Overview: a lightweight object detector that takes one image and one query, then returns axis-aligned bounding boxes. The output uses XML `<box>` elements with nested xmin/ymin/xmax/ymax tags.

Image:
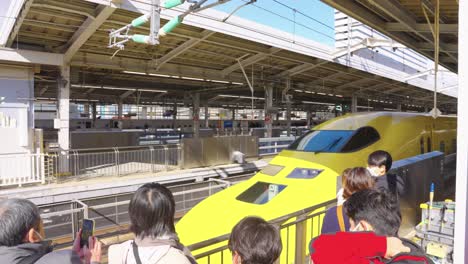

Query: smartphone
<box><xmin>80</xmin><ymin>219</ymin><xmax>95</xmax><ymax>248</ymax></box>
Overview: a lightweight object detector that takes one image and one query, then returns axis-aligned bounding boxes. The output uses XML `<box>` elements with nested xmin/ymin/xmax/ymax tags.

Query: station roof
<box><xmin>322</xmin><ymin>0</ymin><xmax>458</xmax><ymax>73</ymax></box>
<box><xmin>0</xmin><ymin>0</ymin><xmax>457</xmax><ymax>112</ymax></box>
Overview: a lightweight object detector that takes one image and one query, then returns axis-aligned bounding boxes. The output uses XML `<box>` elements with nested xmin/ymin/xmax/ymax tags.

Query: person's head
<box><xmin>345</xmin><ymin>189</ymin><xmax>401</xmax><ymax>236</ymax></box>
<box><xmin>129</xmin><ymin>183</ymin><xmax>176</xmax><ymax>239</ymax></box>
<box><xmin>228</xmin><ymin>216</ymin><xmax>282</xmax><ymax>264</ymax></box>
<box><xmin>342</xmin><ymin>167</ymin><xmax>375</xmax><ymax>200</ymax></box>
<box><xmin>0</xmin><ymin>198</ymin><xmax>44</xmax><ymax>246</ymax></box>
<box><xmin>367</xmin><ymin>150</ymin><xmax>393</xmax><ymax>176</ymax></box>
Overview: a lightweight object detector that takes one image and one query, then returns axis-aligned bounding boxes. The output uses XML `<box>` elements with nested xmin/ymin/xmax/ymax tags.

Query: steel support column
<box><xmin>286</xmin><ymin>102</ymin><xmax>292</xmax><ymax>136</ymax></box>
<box><xmin>306</xmin><ymin>110</ymin><xmax>311</xmax><ymax>128</ymax></box>
<box><xmin>454</xmin><ymin>0</ymin><xmax>468</xmax><ymax>262</ymax></box>
<box><xmin>193</xmin><ymin>93</ymin><xmax>200</xmax><ymax>138</ymax></box>
<box><xmin>92</xmin><ymin>102</ymin><xmax>97</xmax><ymax>128</ymax></box>
<box><xmin>264</xmin><ymin>85</ymin><xmax>273</xmax><ymax>138</ymax></box>
<box><xmin>141</xmin><ymin>106</ymin><xmax>148</xmax><ymax>119</ymax></box>
<box><xmin>58</xmin><ymin>65</ymin><xmax>70</xmax><ymax>172</ymax></box>
<box><xmin>172</xmin><ymin>101</ymin><xmax>177</xmax><ymax>129</ymax></box>
<box><xmin>351</xmin><ymin>94</ymin><xmax>358</xmax><ymax>113</ymax></box>
<box><xmin>117</xmin><ymin>100</ymin><xmax>123</xmax><ymax>119</ymax></box>
<box><xmin>204</xmin><ymin>104</ymin><xmax>209</xmax><ymax>128</ymax></box>
<box><xmin>397</xmin><ymin>103</ymin><xmax>402</xmax><ymax>112</ymax></box>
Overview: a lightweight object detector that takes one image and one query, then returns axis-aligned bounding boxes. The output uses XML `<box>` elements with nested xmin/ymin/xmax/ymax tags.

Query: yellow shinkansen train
<box><xmin>176</xmin><ymin>112</ymin><xmax>457</xmax><ymax>260</ymax></box>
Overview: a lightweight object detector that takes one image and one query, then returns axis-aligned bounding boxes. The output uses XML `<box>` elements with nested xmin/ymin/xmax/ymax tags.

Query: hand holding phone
<box><xmin>80</xmin><ymin>219</ymin><xmax>95</xmax><ymax>248</ymax></box>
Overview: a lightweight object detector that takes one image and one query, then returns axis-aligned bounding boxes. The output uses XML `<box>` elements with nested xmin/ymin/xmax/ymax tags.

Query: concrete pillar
<box><xmin>172</xmin><ymin>101</ymin><xmax>177</xmax><ymax>129</ymax></box>
<box><xmin>58</xmin><ymin>65</ymin><xmax>70</xmax><ymax>151</ymax></box>
<box><xmin>91</xmin><ymin>102</ymin><xmax>97</xmax><ymax>128</ymax></box>
<box><xmin>351</xmin><ymin>94</ymin><xmax>358</xmax><ymax>113</ymax></box>
<box><xmin>306</xmin><ymin>111</ymin><xmax>311</xmax><ymax>128</ymax></box>
<box><xmin>204</xmin><ymin>105</ymin><xmax>209</xmax><ymax>128</ymax></box>
<box><xmin>84</xmin><ymin>104</ymin><xmax>90</xmax><ymax>118</ymax></box>
<box><xmin>286</xmin><ymin>103</ymin><xmax>292</xmax><ymax>136</ymax></box>
<box><xmin>232</xmin><ymin>107</ymin><xmax>237</xmax><ymax>131</ymax></box>
<box><xmin>396</xmin><ymin>103</ymin><xmax>402</xmax><ymax>112</ymax></box>
<box><xmin>141</xmin><ymin>106</ymin><xmax>147</xmax><ymax>119</ymax></box>
<box><xmin>58</xmin><ymin>65</ymin><xmax>70</xmax><ymax>172</ymax></box>
<box><xmin>454</xmin><ymin>1</ymin><xmax>468</xmax><ymax>262</ymax></box>
<box><xmin>424</xmin><ymin>106</ymin><xmax>429</xmax><ymax>112</ymax></box>
<box><xmin>117</xmin><ymin>100</ymin><xmax>123</xmax><ymax>119</ymax></box>
<box><xmin>264</xmin><ymin>85</ymin><xmax>273</xmax><ymax>138</ymax></box>
<box><xmin>193</xmin><ymin>93</ymin><xmax>200</xmax><ymax>138</ymax></box>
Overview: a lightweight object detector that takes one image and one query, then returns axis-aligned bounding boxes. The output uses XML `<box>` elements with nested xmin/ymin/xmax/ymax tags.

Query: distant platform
<box><xmin>0</xmin><ymin>158</ymin><xmax>269</xmax><ymax>205</ymax></box>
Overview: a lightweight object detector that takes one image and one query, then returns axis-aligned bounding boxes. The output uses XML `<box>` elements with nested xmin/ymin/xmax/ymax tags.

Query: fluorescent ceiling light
<box><xmin>357</xmin><ymin>106</ymin><xmax>373</xmax><ymax>109</ymax></box>
<box><xmin>302</xmin><ymin>101</ymin><xmax>334</xmax><ymax>106</ymax></box>
<box><xmin>219</xmin><ymin>94</ymin><xmax>264</xmax><ymax>100</ymax></box>
<box><xmin>71</xmin><ymin>84</ymin><xmax>166</xmax><ymax>93</ymax></box>
<box><xmin>294</xmin><ymin>89</ymin><xmax>304</xmax><ymax>92</ymax></box>
<box><xmin>123</xmin><ymin>71</ymin><xmax>147</xmax><ymax>75</ymax></box>
<box><xmin>317</xmin><ymin>92</ymin><xmax>326</xmax><ymax>95</ymax></box>
<box><xmin>305</xmin><ymin>91</ymin><xmax>314</xmax><ymax>94</ymax></box>
<box><xmin>210</xmin><ymin>79</ymin><xmax>230</xmax><ymax>84</ymax></box>
<box><xmin>335</xmin><ymin>95</ymin><xmax>343</xmax><ymax>98</ymax></box>
<box><xmin>231</xmin><ymin>82</ymin><xmax>244</xmax><ymax>85</ymax></box>
<box><xmin>181</xmin><ymin>76</ymin><xmax>205</xmax><ymax>81</ymax></box>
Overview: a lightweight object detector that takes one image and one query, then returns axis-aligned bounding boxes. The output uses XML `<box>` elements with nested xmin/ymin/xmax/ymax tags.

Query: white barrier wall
<box><xmin>0</xmin><ymin>66</ymin><xmax>34</xmax><ymax>154</ymax></box>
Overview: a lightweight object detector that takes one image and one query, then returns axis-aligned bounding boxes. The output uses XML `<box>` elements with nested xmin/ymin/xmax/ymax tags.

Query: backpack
<box><xmin>374</xmin><ymin>239</ymin><xmax>435</xmax><ymax>264</ymax></box>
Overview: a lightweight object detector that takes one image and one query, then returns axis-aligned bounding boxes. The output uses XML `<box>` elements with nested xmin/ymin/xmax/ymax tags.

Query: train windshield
<box><xmin>288</xmin><ymin>130</ymin><xmax>354</xmax><ymax>152</ymax></box>
<box><xmin>237</xmin><ymin>182</ymin><xmax>286</xmax><ymax>205</ymax></box>
<box><xmin>288</xmin><ymin>127</ymin><xmax>380</xmax><ymax>153</ymax></box>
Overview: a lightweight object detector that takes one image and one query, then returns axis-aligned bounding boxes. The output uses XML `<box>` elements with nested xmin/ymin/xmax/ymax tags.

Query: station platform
<box><xmin>0</xmin><ymin>158</ymin><xmax>269</xmax><ymax>205</ymax></box>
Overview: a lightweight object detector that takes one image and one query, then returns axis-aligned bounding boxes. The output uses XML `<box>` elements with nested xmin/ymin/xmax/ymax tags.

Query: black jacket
<box><xmin>375</xmin><ymin>173</ymin><xmax>405</xmax><ymax>198</ymax></box>
<box><xmin>0</xmin><ymin>241</ymin><xmax>81</xmax><ymax>264</ymax></box>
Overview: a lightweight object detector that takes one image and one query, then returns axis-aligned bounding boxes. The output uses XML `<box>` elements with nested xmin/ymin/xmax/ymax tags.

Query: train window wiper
<box><xmin>314</xmin><ymin>136</ymin><xmax>343</xmax><ymax>154</ymax></box>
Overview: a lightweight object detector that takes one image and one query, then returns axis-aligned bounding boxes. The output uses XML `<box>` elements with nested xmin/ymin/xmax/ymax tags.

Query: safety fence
<box><xmin>0</xmin><ymin>153</ymin><xmax>46</xmax><ymax>187</ymax></box>
<box><xmin>258</xmin><ymin>136</ymin><xmax>296</xmax><ymax>156</ymax></box>
<box><xmin>1</xmin><ymin>135</ymin><xmax>297</xmax><ymax>187</ymax></box>
<box><xmin>39</xmin><ymin>176</ymin><xmax>250</xmax><ymax>247</ymax></box>
<box><xmin>46</xmin><ymin>144</ymin><xmax>181</xmax><ymax>183</ymax></box>
<box><xmin>187</xmin><ymin>199</ymin><xmax>335</xmax><ymax>264</ymax></box>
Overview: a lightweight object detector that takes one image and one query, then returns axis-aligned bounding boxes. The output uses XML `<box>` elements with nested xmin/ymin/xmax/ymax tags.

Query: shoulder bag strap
<box><xmin>132</xmin><ymin>241</ymin><xmax>143</xmax><ymax>264</ymax></box>
<box><xmin>336</xmin><ymin>205</ymin><xmax>346</xmax><ymax>232</ymax></box>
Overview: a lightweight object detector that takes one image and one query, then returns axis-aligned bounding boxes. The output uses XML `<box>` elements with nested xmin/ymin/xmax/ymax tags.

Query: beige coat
<box><xmin>108</xmin><ymin>240</ymin><xmax>192</xmax><ymax>264</ymax></box>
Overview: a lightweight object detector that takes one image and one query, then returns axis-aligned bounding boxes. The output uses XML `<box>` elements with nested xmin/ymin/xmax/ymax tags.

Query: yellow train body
<box><xmin>176</xmin><ymin>112</ymin><xmax>456</xmax><ymax>262</ymax></box>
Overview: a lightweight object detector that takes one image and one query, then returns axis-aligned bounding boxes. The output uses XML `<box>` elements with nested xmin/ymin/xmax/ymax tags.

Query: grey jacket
<box><xmin>0</xmin><ymin>241</ymin><xmax>81</xmax><ymax>264</ymax></box>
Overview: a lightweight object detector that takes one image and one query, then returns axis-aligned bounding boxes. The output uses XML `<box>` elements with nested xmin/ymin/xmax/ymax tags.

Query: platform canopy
<box><xmin>0</xmin><ymin>0</ymin><xmax>457</xmax><ymax>112</ymax></box>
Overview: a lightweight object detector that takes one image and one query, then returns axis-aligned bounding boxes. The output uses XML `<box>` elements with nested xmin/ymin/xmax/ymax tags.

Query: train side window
<box><xmin>341</xmin><ymin>126</ymin><xmax>380</xmax><ymax>152</ymax></box>
<box><xmin>420</xmin><ymin>138</ymin><xmax>424</xmax><ymax>154</ymax></box>
<box><xmin>440</xmin><ymin>141</ymin><xmax>445</xmax><ymax>153</ymax></box>
<box><xmin>427</xmin><ymin>137</ymin><xmax>432</xmax><ymax>152</ymax></box>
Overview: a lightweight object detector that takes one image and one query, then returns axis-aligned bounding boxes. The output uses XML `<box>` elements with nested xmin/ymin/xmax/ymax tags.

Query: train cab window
<box><xmin>420</xmin><ymin>138</ymin><xmax>425</xmax><ymax>154</ymax></box>
<box><xmin>236</xmin><ymin>182</ymin><xmax>286</xmax><ymax>205</ymax></box>
<box><xmin>288</xmin><ymin>130</ymin><xmax>354</xmax><ymax>153</ymax></box>
<box><xmin>340</xmin><ymin>127</ymin><xmax>380</xmax><ymax>153</ymax></box>
<box><xmin>440</xmin><ymin>141</ymin><xmax>445</xmax><ymax>153</ymax></box>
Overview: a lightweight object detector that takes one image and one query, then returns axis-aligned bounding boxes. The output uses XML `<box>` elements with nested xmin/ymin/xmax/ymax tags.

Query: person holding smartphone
<box><xmin>0</xmin><ymin>198</ymin><xmax>102</xmax><ymax>264</ymax></box>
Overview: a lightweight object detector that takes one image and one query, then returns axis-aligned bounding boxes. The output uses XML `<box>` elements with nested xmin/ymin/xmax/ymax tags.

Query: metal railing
<box><xmin>258</xmin><ymin>136</ymin><xmax>296</xmax><ymax>156</ymax></box>
<box><xmin>187</xmin><ymin>199</ymin><xmax>335</xmax><ymax>264</ymax></box>
<box><xmin>46</xmin><ymin>144</ymin><xmax>181</xmax><ymax>182</ymax></box>
<box><xmin>0</xmin><ymin>153</ymin><xmax>46</xmax><ymax>187</ymax></box>
<box><xmin>39</xmin><ymin>176</ymin><xmax>250</xmax><ymax>247</ymax></box>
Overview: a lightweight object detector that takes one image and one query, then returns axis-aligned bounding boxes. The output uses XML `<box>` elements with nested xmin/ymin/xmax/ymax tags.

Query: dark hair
<box><xmin>342</xmin><ymin>167</ymin><xmax>375</xmax><ymax>199</ymax></box>
<box><xmin>129</xmin><ymin>183</ymin><xmax>176</xmax><ymax>238</ymax></box>
<box><xmin>228</xmin><ymin>217</ymin><xmax>282</xmax><ymax>264</ymax></box>
<box><xmin>368</xmin><ymin>150</ymin><xmax>393</xmax><ymax>172</ymax></box>
<box><xmin>344</xmin><ymin>189</ymin><xmax>401</xmax><ymax>236</ymax></box>
<box><xmin>0</xmin><ymin>198</ymin><xmax>41</xmax><ymax>246</ymax></box>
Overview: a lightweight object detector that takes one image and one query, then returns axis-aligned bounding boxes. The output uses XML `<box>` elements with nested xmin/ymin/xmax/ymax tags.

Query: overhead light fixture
<box><xmin>302</xmin><ymin>101</ymin><xmax>334</xmax><ymax>106</ymax></box>
<box><xmin>219</xmin><ymin>94</ymin><xmax>264</xmax><ymax>100</ymax></box>
<box><xmin>231</xmin><ymin>82</ymin><xmax>244</xmax><ymax>85</ymax></box>
<box><xmin>71</xmin><ymin>84</ymin><xmax>166</xmax><ymax>93</ymax></box>
<box><xmin>335</xmin><ymin>95</ymin><xmax>343</xmax><ymax>98</ymax></box>
<box><xmin>317</xmin><ymin>92</ymin><xmax>326</xmax><ymax>96</ymax></box>
<box><xmin>123</xmin><ymin>71</ymin><xmax>147</xmax><ymax>75</ymax></box>
<box><xmin>181</xmin><ymin>76</ymin><xmax>205</xmax><ymax>81</ymax></box>
<box><xmin>210</xmin><ymin>79</ymin><xmax>230</xmax><ymax>84</ymax></box>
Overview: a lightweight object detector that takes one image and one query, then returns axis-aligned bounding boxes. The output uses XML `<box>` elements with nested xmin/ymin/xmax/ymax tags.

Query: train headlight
<box><xmin>286</xmin><ymin>168</ymin><xmax>323</xmax><ymax>179</ymax></box>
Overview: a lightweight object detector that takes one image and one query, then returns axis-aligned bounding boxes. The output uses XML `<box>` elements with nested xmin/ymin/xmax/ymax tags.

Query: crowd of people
<box><xmin>0</xmin><ymin>150</ymin><xmax>433</xmax><ymax>264</ymax></box>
